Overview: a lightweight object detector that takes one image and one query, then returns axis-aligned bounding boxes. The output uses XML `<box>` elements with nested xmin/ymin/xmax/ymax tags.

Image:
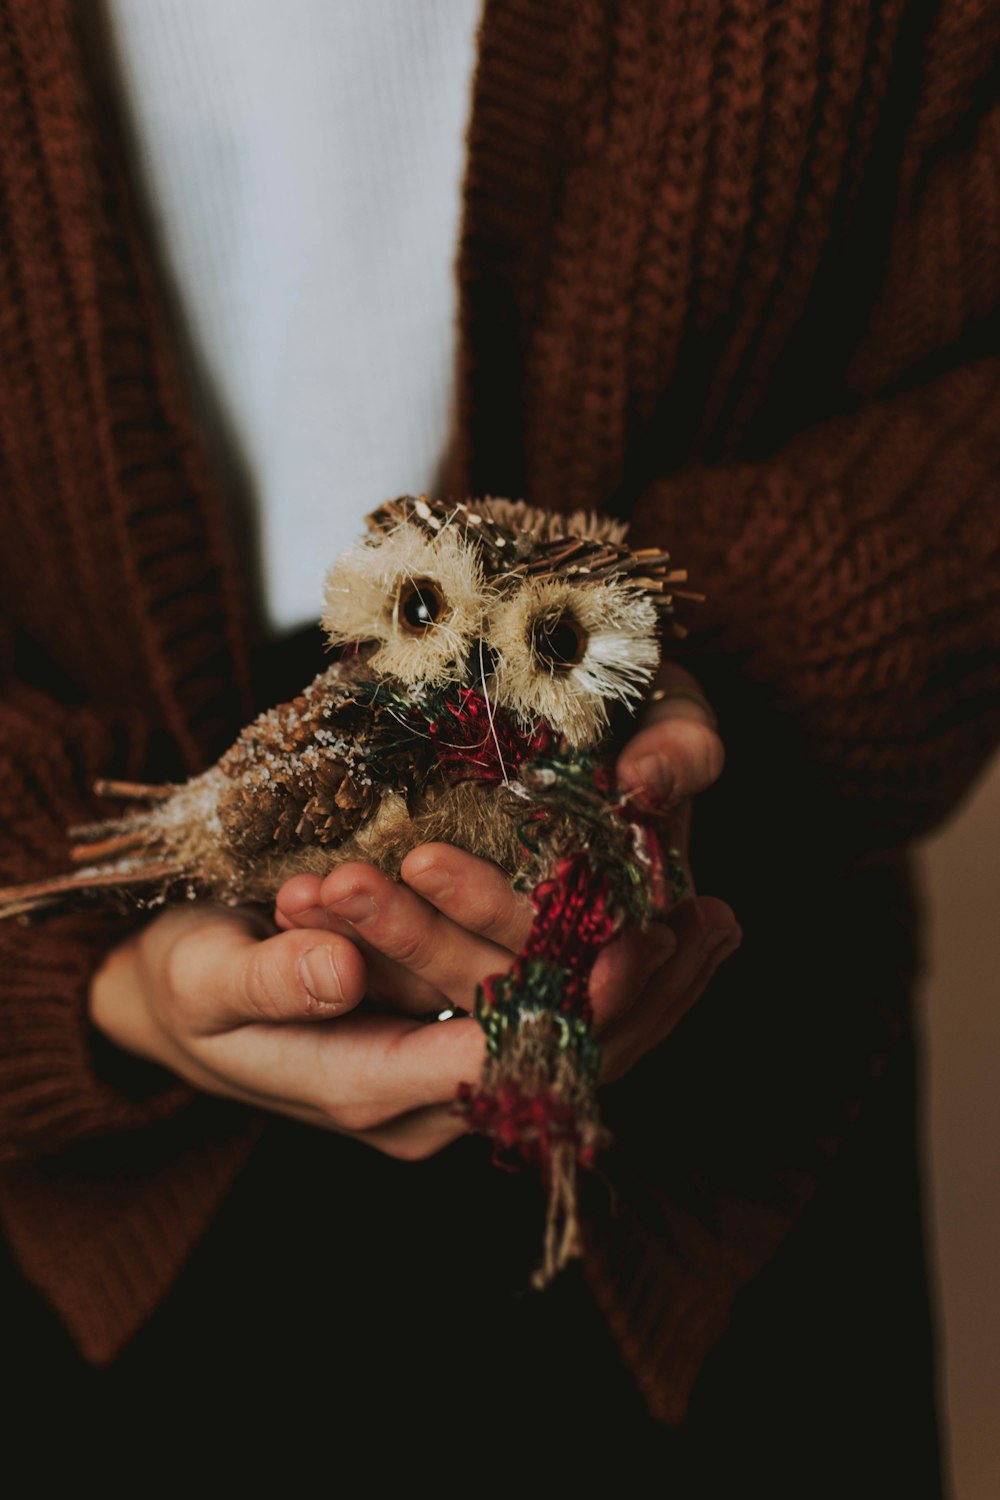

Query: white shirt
<box><xmin>104</xmin><ymin>0</ymin><xmax>482</xmax><ymax>634</ymax></box>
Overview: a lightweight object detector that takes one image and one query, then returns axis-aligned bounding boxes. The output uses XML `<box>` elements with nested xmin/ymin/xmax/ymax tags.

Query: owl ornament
<box><xmin>0</xmin><ymin>496</ymin><xmax>700</xmax><ymax>1286</ymax></box>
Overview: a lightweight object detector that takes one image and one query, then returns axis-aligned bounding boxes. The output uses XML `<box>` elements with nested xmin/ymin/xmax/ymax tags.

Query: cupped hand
<box><xmin>275</xmin><ymin>662</ymin><xmax>739</xmax><ymax>1084</ymax></box>
<box><xmin>89</xmin><ymin>664</ymin><xmax>738</xmax><ymax>1159</ymax></box>
<box><xmin>88</xmin><ymin>900</ymin><xmax>486</xmax><ymax>1160</ymax></box>
<box><xmin>275</xmin><ymin>850</ymin><xmax>739</xmax><ymax>1087</ymax></box>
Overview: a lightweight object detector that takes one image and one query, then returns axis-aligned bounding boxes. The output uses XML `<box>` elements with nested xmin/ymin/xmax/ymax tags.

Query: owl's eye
<box><xmin>531</xmin><ymin>610</ymin><xmax>588</xmax><ymax>670</ymax></box>
<box><xmin>397</xmin><ymin>578</ymin><xmax>448</xmax><ymax>632</ymax></box>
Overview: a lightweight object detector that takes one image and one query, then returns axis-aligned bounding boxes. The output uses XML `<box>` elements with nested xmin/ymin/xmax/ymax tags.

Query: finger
<box><xmin>279</xmin><ymin>858</ymin><xmax>525</xmax><ymax>1017</ymax></box>
<box><xmin>657</xmin><ymin>896</ymin><xmax>739</xmax><ymax>993</ymax></box>
<box><xmin>618</xmin><ymin>663</ymin><xmax>723</xmax><ymax>805</ymax></box>
<box><xmin>601</xmin><ymin>930</ymin><xmax>741</xmax><ymax>1082</ymax></box>
<box><xmin>400</xmin><ymin>844</ymin><xmax>535</xmax><ymax>953</ymax></box>
<box><xmin>599</xmin><ymin>900</ymin><xmax>741</xmax><ymax>1081</ymax></box>
<box><xmin>274</xmin><ymin>873</ymin><xmax>328</xmax><ymax>931</ymax></box>
<box><xmin>277</xmin><ymin>868</ymin><xmax>460</xmax><ymax>1014</ymax></box>
<box><xmin>319</xmin><ymin>1011</ymin><xmax>487</xmax><ymax>1121</ymax></box>
<box><xmin>153</xmin><ymin>906</ymin><xmax>368</xmax><ymax>1035</ymax></box>
<box><xmin>587</xmin><ymin>922</ymin><xmax>680</xmax><ymax>1034</ymax></box>
<box><xmin>135</xmin><ymin>1024</ymin><xmax>473</xmax><ymax>1165</ymax></box>
<box><xmin>348</xmin><ymin>939</ymin><xmax>453</xmax><ymax>1017</ymax></box>
<box><xmin>315</xmin><ymin>863</ymin><xmax>517</xmax><ymax>1013</ymax></box>
<box><xmin>154</xmin><ymin>1017</ymin><xmax>477</xmax><ymax>1158</ymax></box>
<box><xmin>617</xmin><ymin>714</ymin><xmax>724</xmax><ymax>806</ymax></box>
<box><xmin>277</xmin><ymin>855</ymin><xmax>532</xmax><ymax>1018</ymax></box>
<box><xmin>346</xmin><ymin>1101</ymin><xmax>469</xmax><ymax>1162</ymax></box>
<box><xmin>587</xmin><ymin>897</ymin><xmax>734</xmax><ymax>1036</ymax></box>
<box><xmin>639</xmin><ymin>662</ymin><xmax>719</xmax><ymax>732</ymax></box>
<box><xmin>201</xmin><ymin>1008</ymin><xmax>486</xmax><ymax>1126</ymax></box>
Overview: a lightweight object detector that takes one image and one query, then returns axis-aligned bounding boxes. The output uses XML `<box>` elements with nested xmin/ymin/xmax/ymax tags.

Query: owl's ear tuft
<box><xmin>481</xmin><ymin>500</ymin><xmax>629</xmax><ymax>549</ymax></box>
<box><xmin>363</xmin><ymin>496</ymin><xmax>417</xmax><ymax>536</ymax></box>
<box><xmin>363</xmin><ymin>494</ymin><xmax>453</xmax><ymax>538</ymax></box>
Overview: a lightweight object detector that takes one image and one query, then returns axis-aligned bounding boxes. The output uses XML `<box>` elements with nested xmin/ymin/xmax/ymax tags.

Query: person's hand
<box><xmin>89</xmin><ymin>663</ymin><xmax>738</xmax><ymax>1158</ymax></box>
<box><xmin>275</xmin><ymin>661</ymin><xmax>740</xmax><ymax>1085</ymax></box>
<box><xmin>87</xmin><ymin>900</ymin><xmax>486</xmax><ymax>1160</ymax></box>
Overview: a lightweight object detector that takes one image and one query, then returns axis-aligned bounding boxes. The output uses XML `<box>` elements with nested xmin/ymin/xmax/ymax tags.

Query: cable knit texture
<box><xmin>1</xmin><ymin>0</ymin><xmax>999</xmax><ymax>1421</ymax></box>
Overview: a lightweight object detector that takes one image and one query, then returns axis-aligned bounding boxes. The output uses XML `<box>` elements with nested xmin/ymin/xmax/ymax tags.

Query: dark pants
<box><xmin>3</xmin><ymin>1031</ymin><xmax>945</xmax><ymax>1495</ymax></box>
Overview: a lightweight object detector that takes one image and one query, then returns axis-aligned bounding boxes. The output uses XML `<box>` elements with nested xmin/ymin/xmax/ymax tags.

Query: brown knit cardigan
<box><xmin>1</xmin><ymin>0</ymin><xmax>998</xmax><ymax>1427</ymax></box>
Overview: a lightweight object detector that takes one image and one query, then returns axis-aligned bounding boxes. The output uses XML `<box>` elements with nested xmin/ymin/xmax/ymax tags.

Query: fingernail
<box><xmin>326</xmin><ymin>893</ymin><xmax>378</xmax><ymax>927</ymax></box>
<box><xmin>299</xmin><ymin>947</ymin><xmax>344</xmax><ymax>1009</ymax></box>
<box><xmin>407</xmin><ymin>864</ymin><xmax>454</xmax><ymax>900</ymax></box>
<box><xmin>621</xmin><ymin>754</ymin><xmax>674</xmax><ymax>800</ymax></box>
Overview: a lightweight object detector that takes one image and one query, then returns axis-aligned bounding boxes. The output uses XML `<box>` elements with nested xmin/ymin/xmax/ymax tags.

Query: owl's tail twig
<box><xmin>0</xmin><ymin>780</ymin><xmax>183</xmax><ymax>922</ymax></box>
<box><xmin>65</xmin><ymin>780</ymin><xmax>177</xmax><ymax>846</ymax></box>
<box><xmin>92</xmin><ymin>778</ymin><xmax>174</xmax><ymax>803</ymax></box>
<box><xmin>0</xmin><ymin>861</ymin><xmax>187</xmax><ymax>921</ymax></box>
<box><xmin>69</xmin><ymin>828</ymin><xmax>151</xmax><ymax>863</ymax></box>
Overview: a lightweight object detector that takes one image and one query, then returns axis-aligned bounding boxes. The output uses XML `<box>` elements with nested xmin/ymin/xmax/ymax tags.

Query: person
<box><xmin>2</xmin><ymin>0</ymin><xmax>997</xmax><ymax>1489</ymax></box>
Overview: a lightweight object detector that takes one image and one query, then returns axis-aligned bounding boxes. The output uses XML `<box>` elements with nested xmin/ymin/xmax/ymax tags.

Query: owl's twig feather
<box><xmin>364</xmin><ymin>495</ymin><xmax>691</xmax><ymax>637</ymax></box>
<box><xmin>92</xmin><ymin>779</ymin><xmax>175</xmax><ymax>802</ymax></box>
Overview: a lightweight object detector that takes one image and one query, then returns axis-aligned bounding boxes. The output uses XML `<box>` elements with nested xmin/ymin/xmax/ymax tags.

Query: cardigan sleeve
<box><xmin>624</xmin><ymin>31</ymin><xmax>1000</xmax><ymax>851</ymax></box>
<box><xmin>0</xmin><ymin>678</ymin><xmax>263</xmax><ymax>1363</ymax></box>
<box><xmin>627</xmin><ymin>352</ymin><xmax>1000</xmax><ymax>856</ymax></box>
<box><xmin>0</xmin><ymin>681</ymin><xmax>197</xmax><ymax>1158</ymax></box>
<box><xmin>587</xmin><ymin>346</ymin><xmax>1000</xmax><ymax>1422</ymax></box>
<box><xmin>583</xmin><ymin>74</ymin><xmax>1000</xmax><ymax>1409</ymax></box>
<box><xmin>581</xmin><ymin>352</ymin><xmax>1000</xmax><ymax>1419</ymax></box>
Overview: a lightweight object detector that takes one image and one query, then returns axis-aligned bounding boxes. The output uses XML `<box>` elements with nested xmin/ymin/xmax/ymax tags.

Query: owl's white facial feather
<box><xmin>487</xmin><ymin>578</ymin><xmax>660</xmax><ymax>744</ymax></box>
<box><xmin>322</xmin><ymin>506</ymin><xmax>664</xmax><ymax>745</ymax></box>
<box><xmin>322</xmin><ymin>523</ymin><xmax>489</xmax><ymax>687</ymax></box>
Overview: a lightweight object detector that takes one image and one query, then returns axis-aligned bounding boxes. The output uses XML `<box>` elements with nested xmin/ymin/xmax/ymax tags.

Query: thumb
<box><xmin>618</xmin><ymin>668</ymin><xmax>723</xmax><ymax>805</ymax></box>
<box><xmin>154</xmin><ymin>905</ymin><xmax>369</xmax><ymax>1034</ymax></box>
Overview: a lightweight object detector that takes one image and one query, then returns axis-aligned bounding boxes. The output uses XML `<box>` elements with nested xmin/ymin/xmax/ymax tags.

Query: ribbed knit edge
<box><xmin>443</xmin><ymin>0</ymin><xmax>583</xmax><ymax>500</ymax></box>
<box><xmin>0</xmin><ymin>0</ymin><xmax>263</xmax><ymax>1360</ymax></box>
<box><xmin>581</xmin><ymin>1147</ymin><xmax>827</xmax><ymax>1427</ymax></box>
<box><xmin>4</xmin><ymin>0</ymin><xmax>254</xmax><ymax>770</ymax></box>
<box><xmin>0</xmin><ymin>1108</ymin><xmax>263</xmax><ymax>1364</ymax></box>
<box><xmin>0</xmin><ymin>695</ymin><xmax>194</xmax><ymax>1154</ymax></box>
<box><xmin>627</xmin><ymin>355</ymin><xmax>1000</xmax><ymax>848</ymax></box>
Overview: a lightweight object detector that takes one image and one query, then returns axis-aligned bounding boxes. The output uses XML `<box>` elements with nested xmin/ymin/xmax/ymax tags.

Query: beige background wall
<box><xmin>918</xmin><ymin>751</ymin><xmax>1000</xmax><ymax>1500</ymax></box>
